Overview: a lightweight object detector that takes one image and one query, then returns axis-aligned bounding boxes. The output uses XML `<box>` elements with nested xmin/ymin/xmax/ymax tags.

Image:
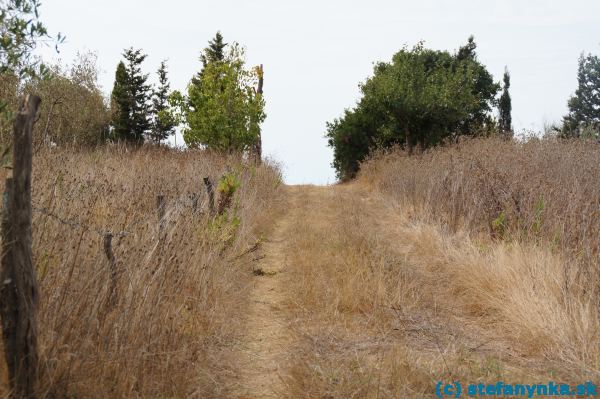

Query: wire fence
<box><xmin>30</xmin><ymin>183</ymin><xmax>212</xmax><ymax>239</ymax></box>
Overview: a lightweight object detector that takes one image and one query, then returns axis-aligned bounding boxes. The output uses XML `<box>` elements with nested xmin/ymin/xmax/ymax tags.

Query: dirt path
<box><xmin>230</xmin><ymin>183</ymin><xmax>544</xmax><ymax>398</ymax></box>
<box><xmin>230</xmin><ymin>186</ymin><xmax>301</xmax><ymax>398</ymax></box>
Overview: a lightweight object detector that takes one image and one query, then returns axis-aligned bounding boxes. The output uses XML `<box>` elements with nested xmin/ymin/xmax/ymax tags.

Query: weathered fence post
<box><xmin>203</xmin><ymin>177</ymin><xmax>215</xmax><ymax>215</ymax></box>
<box><xmin>0</xmin><ymin>94</ymin><xmax>41</xmax><ymax>399</ymax></box>
<box><xmin>103</xmin><ymin>233</ymin><xmax>118</xmax><ymax>308</ymax></box>
<box><xmin>156</xmin><ymin>195</ymin><xmax>166</xmax><ymax>245</ymax></box>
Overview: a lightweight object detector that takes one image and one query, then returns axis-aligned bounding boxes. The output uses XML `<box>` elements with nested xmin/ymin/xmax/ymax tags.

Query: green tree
<box><xmin>201</xmin><ymin>31</ymin><xmax>227</xmax><ymax>68</ymax></box>
<box><xmin>562</xmin><ymin>52</ymin><xmax>600</xmax><ymax>137</ymax></box>
<box><xmin>184</xmin><ymin>44</ymin><xmax>265</xmax><ymax>151</ymax></box>
<box><xmin>0</xmin><ymin>0</ymin><xmax>63</xmax><ymax>80</ymax></box>
<box><xmin>110</xmin><ymin>61</ymin><xmax>131</xmax><ymax>140</ymax></box>
<box><xmin>149</xmin><ymin>60</ymin><xmax>176</xmax><ymax>143</ymax></box>
<box><xmin>123</xmin><ymin>48</ymin><xmax>151</xmax><ymax>143</ymax></box>
<box><xmin>326</xmin><ymin>38</ymin><xmax>501</xmax><ymax>180</ymax></box>
<box><xmin>498</xmin><ymin>67</ymin><xmax>512</xmax><ymax>135</ymax></box>
<box><xmin>0</xmin><ymin>0</ymin><xmax>62</xmax><ymax>138</ymax></box>
<box><xmin>455</xmin><ymin>36</ymin><xmax>500</xmax><ymax>135</ymax></box>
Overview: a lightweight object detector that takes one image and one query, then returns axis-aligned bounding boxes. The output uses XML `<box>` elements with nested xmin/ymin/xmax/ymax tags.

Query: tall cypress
<box><xmin>123</xmin><ymin>48</ymin><xmax>151</xmax><ymax>143</ymax></box>
<box><xmin>149</xmin><ymin>60</ymin><xmax>175</xmax><ymax>143</ymax></box>
<box><xmin>498</xmin><ymin>67</ymin><xmax>512</xmax><ymax>135</ymax></box>
<box><xmin>110</xmin><ymin>61</ymin><xmax>132</xmax><ymax>140</ymax></box>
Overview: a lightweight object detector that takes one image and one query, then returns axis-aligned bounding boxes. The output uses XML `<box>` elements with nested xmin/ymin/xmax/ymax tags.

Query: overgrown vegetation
<box><xmin>0</xmin><ymin>146</ymin><xmax>282</xmax><ymax>397</ymax></box>
<box><xmin>360</xmin><ymin>137</ymin><xmax>600</xmax><ymax>271</ymax></box>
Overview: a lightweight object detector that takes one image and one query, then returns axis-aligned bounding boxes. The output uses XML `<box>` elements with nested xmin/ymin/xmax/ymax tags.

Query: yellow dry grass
<box><xmin>0</xmin><ymin>145</ymin><xmax>283</xmax><ymax>398</ymax></box>
<box><xmin>1</xmin><ymin>136</ymin><xmax>598</xmax><ymax>398</ymax></box>
<box><xmin>279</xmin><ymin>180</ymin><xmax>598</xmax><ymax>397</ymax></box>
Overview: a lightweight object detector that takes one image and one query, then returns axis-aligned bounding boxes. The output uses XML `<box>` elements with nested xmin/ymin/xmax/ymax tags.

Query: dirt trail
<box><xmin>230</xmin><ymin>183</ymin><xmax>538</xmax><ymax>398</ymax></box>
<box><xmin>230</xmin><ymin>186</ymin><xmax>302</xmax><ymax>398</ymax></box>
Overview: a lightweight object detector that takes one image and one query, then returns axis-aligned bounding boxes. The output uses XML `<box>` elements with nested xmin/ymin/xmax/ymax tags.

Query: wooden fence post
<box><xmin>103</xmin><ymin>233</ymin><xmax>117</xmax><ymax>308</ymax></box>
<box><xmin>203</xmin><ymin>177</ymin><xmax>215</xmax><ymax>215</ymax></box>
<box><xmin>0</xmin><ymin>94</ymin><xmax>41</xmax><ymax>399</ymax></box>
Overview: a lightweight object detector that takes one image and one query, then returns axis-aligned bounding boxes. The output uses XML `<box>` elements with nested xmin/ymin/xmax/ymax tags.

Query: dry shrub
<box><xmin>360</xmin><ymin>137</ymin><xmax>600</xmax><ymax>286</ymax></box>
<box><xmin>0</xmin><ymin>145</ymin><xmax>282</xmax><ymax>397</ymax></box>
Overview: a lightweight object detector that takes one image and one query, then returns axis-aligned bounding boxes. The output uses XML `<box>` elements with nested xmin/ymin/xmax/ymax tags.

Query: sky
<box><xmin>39</xmin><ymin>0</ymin><xmax>600</xmax><ymax>184</ymax></box>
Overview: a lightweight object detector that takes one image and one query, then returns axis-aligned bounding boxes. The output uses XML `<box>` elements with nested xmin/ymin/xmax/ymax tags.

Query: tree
<box><xmin>110</xmin><ymin>61</ymin><xmax>131</xmax><ymax>140</ymax></box>
<box><xmin>30</xmin><ymin>52</ymin><xmax>110</xmax><ymax>146</ymax></box>
<box><xmin>148</xmin><ymin>61</ymin><xmax>176</xmax><ymax>143</ymax></box>
<box><xmin>562</xmin><ymin>53</ymin><xmax>600</xmax><ymax>137</ymax></box>
<box><xmin>123</xmin><ymin>48</ymin><xmax>151</xmax><ymax>143</ymax></box>
<box><xmin>184</xmin><ymin>44</ymin><xmax>265</xmax><ymax>151</ymax></box>
<box><xmin>454</xmin><ymin>36</ymin><xmax>500</xmax><ymax>135</ymax></box>
<box><xmin>0</xmin><ymin>0</ymin><xmax>63</xmax><ymax>81</ymax></box>
<box><xmin>201</xmin><ymin>31</ymin><xmax>227</xmax><ymax>68</ymax></box>
<box><xmin>0</xmin><ymin>0</ymin><xmax>62</xmax><ymax>141</ymax></box>
<box><xmin>110</xmin><ymin>48</ymin><xmax>151</xmax><ymax>143</ymax></box>
<box><xmin>326</xmin><ymin>38</ymin><xmax>501</xmax><ymax>180</ymax></box>
<box><xmin>498</xmin><ymin>67</ymin><xmax>512</xmax><ymax>135</ymax></box>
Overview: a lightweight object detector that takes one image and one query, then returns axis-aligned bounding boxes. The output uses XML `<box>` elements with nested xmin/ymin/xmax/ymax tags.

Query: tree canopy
<box><xmin>562</xmin><ymin>52</ymin><xmax>600</xmax><ymax>138</ymax></box>
<box><xmin>183</xmin><ymin>40</ymin><xmax>265</xmax><ymax>152</ymax></box>
<box><xmin>326</xmin><ymin>38</ymin><xmax>501</xmax><ymax>180</ymax></box>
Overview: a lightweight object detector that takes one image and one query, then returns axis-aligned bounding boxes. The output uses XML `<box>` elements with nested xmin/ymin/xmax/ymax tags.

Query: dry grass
<box><xmin>281</xmin><ymin>185</ymin><xmax>538</xmax><ymax>398</ymax></box>
<box><xmin>360</xmin><ymin>137</ymin><xmax>600</xmax><ymax>273</ymax></box>
<box><xmin>0</xmin><ymin>145</ymin><xmax>282</xmax><ymax>398</ymax></box>
<box><xmin>280</xmin><ymin>138</ymin><xmax>600</xmax><ymax>397</ymax></box>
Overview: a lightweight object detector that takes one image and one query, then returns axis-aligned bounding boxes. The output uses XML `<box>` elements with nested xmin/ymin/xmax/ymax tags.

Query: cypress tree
<box><xmin>123</xmin><ymin>48</ymin><xmax>151</xmax><ymax>143</ymax></box>
<box><xmin>498</xmin><ymin>67</ymin><xmax>512</xmax><ymax>135</ymax></box>
<box><xmin>110</xmin><ymin>61</ymin><xmax>132</xmax><ymax>140</ymax></box>
<box><xmin>149</xmin><ymin>60</ymin><xmax>175</xmax><ymax>143</ymax></box>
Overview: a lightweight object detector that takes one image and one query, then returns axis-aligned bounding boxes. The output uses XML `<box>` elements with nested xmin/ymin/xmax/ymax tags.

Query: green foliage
<box><xmin>149</xmin><ymin>60</ymin><xmax>176</xmax><ymax>143</ymax></box>
<box><xmin>110</xmin><ymin>61</ymin><xmax>130</xmax><ymax>140</ymax></box>
<box><xmin>0</xmin><ymin>0</ymin><xmax>63</xmax><ymax>80</ymax></box>
<box><xmin>201</xmin><ymin>31</ymin><xmax>227</xmax><ymax>69</ymax></box>
<box><xmin>0</xmin><ymin>0</ymin><xmax>62</xmax><ymax>142</ymax></box>
<box><xmin>217</xmin><ymin>172</ymin><xmax>241</xmax><ymax>197</ymax></box>
<box><xmin>532</xmin><ymin>197</ymin><xmax>544</xmax><ymax>236</ymax></box>
<box><xmin>110</xmin><ymin>48</ymin><xmax>151</xmax><ymax>143</ymax></box>
<box><xmin>183</xmin><ymin>43</ymin><xmax>265</xmax><ymax>151</ymax></box>
<box><xmin>326</xmin><ymin>37</ymin><xmax>500</xmax><ymax>180</ymax></box>
<box><xmin>208</xmin><ymin>212</ymin><xmax>241</xmax><ymax>246</ymax></box>
<box><xmin>217</xmin><ymin>172</ymin><xmax>241</xmax><ymax>214</ymax></box>
<box><xmin>562</xmin><ymin>52</ymin><xmax>600</xmax><ymax>137</ymax></box>
<box><xmin>491</xmin><ymin>211</ymin><xmax>507</xmax><ymax>239</ymax></box>
<box><xmin>498</xmin><ymin>67</ymin><xmax>512</xmax><ymax>135</ymax></box>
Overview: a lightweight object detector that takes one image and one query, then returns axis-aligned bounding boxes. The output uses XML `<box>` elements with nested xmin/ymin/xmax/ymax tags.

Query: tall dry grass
<box><xmin>282</xmin><ymin>138</ymin><xmax>600</xmax><ymax>397</ymax></box>
<box><xmin>361</xmin><ymin>137</ymin><xmax>600</xmax><ymax>288</ymax></box>
<box><xmin>0</xmin><ymin>145</ymin><xmax>282</xmax><ymax>398</ymax></box>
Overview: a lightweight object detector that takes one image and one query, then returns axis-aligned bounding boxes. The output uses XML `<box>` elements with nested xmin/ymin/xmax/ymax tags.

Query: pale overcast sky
<box><xmin>39</xmin><ymin>0</ymin><xmax>600</xmax><ymax>184</ymax></box>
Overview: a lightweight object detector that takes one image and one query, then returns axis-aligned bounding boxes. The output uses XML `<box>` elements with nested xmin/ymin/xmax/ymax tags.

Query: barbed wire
<box><xmin>31</xmin><ymin>190</ymin><xmax>210</xmax><ymax>239</ymax></box>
